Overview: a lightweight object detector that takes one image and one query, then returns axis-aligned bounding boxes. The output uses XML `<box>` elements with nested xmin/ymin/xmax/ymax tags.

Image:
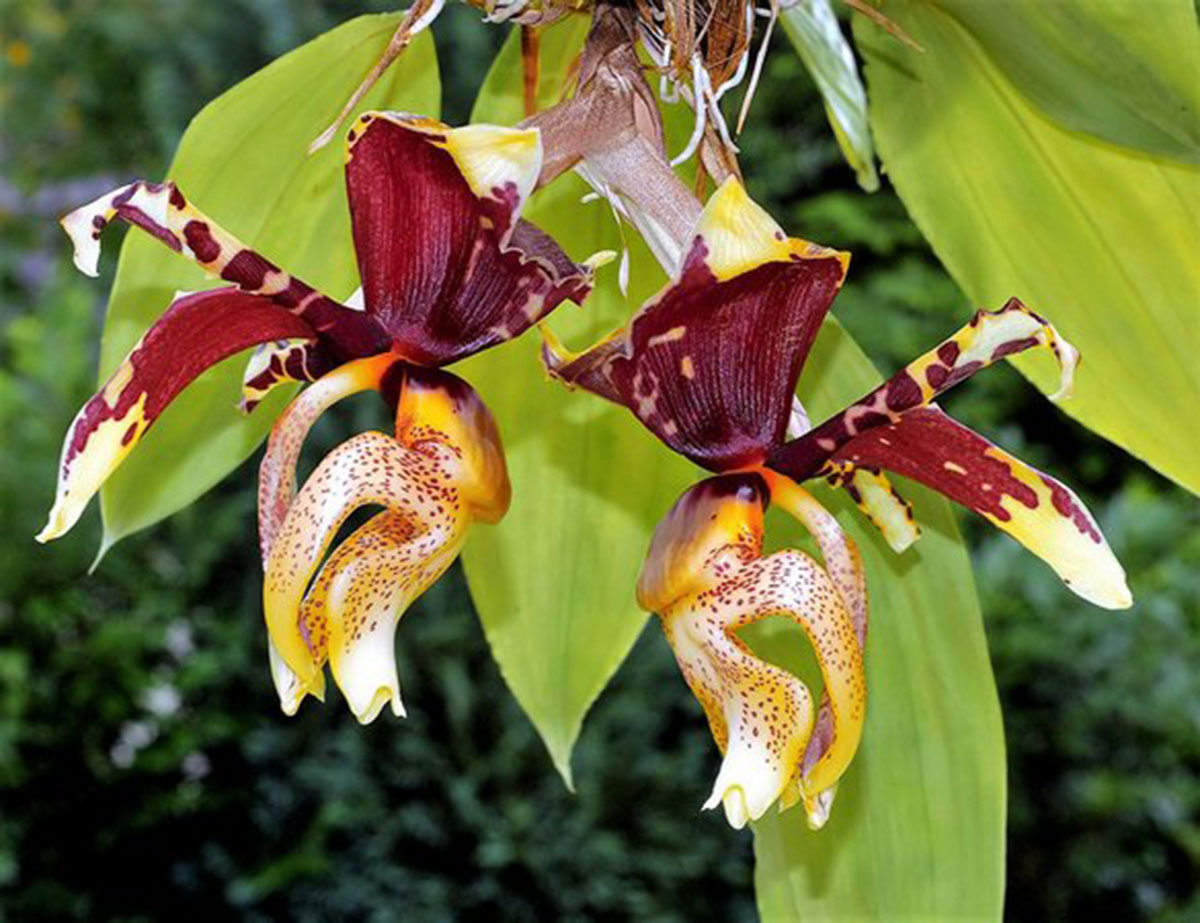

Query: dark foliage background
<box><xmin>1</xmin><ymin>2</ymin><xmax>1196</xmax><ymax>920</ymax></box>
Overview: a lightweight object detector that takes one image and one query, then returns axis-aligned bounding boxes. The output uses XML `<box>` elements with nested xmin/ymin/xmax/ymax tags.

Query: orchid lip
<box><xmin>642</xmin><ymin>474</ymin><xmax>867</xmax><ymax>829</ymax></box>
<box><xmin>260</xmin><ymin>360</ymin><xmax>509</xmax><ymax>722</ymax></box>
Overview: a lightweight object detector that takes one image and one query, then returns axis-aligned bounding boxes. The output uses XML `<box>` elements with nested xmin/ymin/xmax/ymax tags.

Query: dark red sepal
<box><xmin>548</xmin><ymin>240</ymin><xmax>846</xmax><ymax>471</ymax></box>
<box><xmin>345</xmin><ymin>114</ymin><xmax>594</xmax><ymax>366</ymax></box>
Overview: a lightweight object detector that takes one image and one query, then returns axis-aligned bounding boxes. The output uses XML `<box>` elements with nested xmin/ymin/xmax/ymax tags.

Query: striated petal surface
<box><xmin>545</xmin><ymin>178</ymin><xmax>848</xmax><ymax>470</ymax></box>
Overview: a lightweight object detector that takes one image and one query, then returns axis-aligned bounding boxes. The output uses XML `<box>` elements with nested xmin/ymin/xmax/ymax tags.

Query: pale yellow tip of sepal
<box><xmin>1073</xmin><ymin>565</ymin><xmax>1134</xmax><ymax>611</ymax></box>
<box><xmin>60</xmin><ymin>181</ymin><xmax>172</xmax><ymax>278</ymax></box>
<box><xmin>35</xmin><ymin>494</ymin><xmax>82</xmax><ymax>544</ymax></box>
<box><xmin>1046</xmin><ymin>337</ymin><xmax>1080</xmax><ymax>404</ymax></box>
<box><xmin>443</xmin><ymin>123</ymin><xmax>542</xmax><ymax>205</ymax></box>
<box><xmin>693</xmin><ymin>178</ymin><xmax>787</xmax><ymax>281</ymax></box>
<box><xmin>60</xmin><ymin>206</ymin><xmax>104</xmax><ymax>278</ymax></box>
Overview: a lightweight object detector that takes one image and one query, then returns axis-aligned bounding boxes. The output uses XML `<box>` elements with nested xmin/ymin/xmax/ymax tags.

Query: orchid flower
<box><xmin>544</xmin><ymin>176</ymin><xmax>1130</xmax><ymax>829</ymax></box>
<box><xmin>38</xmin><ymin>111</ymin><xmax>599</xmax><ymax>722</ymax></box>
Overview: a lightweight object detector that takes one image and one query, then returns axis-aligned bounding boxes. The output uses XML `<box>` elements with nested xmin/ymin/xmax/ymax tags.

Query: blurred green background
<box><xmin>0</xmin><ymin>2</ymin><xmax>1196</xmax><ymax>920</ymax></box>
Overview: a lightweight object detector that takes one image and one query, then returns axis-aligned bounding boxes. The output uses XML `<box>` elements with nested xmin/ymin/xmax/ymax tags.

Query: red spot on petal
<box><xmin>184</xmin><ymin>221</ymin><xmax>220</xmax><ymax>263</ymax></box>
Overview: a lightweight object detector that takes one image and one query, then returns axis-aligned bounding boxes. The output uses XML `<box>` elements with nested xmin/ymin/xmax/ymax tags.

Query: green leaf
<box><xmin>781</xmin><ymin>1</ymin><xmax>879</xmax><ymax>191</ymax></box>
<box><xmin>853</xmin><ymin>2</ymin><xmax>1200</xmax><ymax>494</ymax></box>
<box><xmin>461</xmin><ymin>20</ymin><xmax>697</xmax><ymax>784</ymax></box>
<box><xmin>752</xmin><ymin>318</ymin><xmax>1005</xmax><ymax>921</ymax></box>
<box><xmin>925</xmin><ymin>0</ymin><xmax>1200</xmax><ymax>163</ymax></box>
<box><xmin>94</xmin><ymin>15</ymin><xmax>440</xmax><ymax>551</ymax></box>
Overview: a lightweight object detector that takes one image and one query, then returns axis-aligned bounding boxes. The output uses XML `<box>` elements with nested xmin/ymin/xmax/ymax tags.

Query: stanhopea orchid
<box><xmin>37</xmin><ymin>111</ymin><xmax>599</xmax><ymax>723</ymax></box>
<box><xmin>35</xmin><ymin>0</ymin><xmax>1133</xmax><ymax>842</ymax></box>
<box><xmin>544</xmin><ymin>176</ymin><xmax>1131</xmax><ymax>829</ymax></box>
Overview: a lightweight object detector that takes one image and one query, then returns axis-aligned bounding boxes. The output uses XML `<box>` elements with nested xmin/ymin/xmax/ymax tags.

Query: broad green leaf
<box><xmin>461</xmin><ymin>21</ymin><xmax>697</xmax><ymax>784</ymax></box>
<box><xmin>751</xmin><ymin>319</ymin><xmax>1005</xmax><ymax>921</ymax></box>
<box><xmin>94</xmin><ymin>15</ymin><xmax>440</xmax><ymax>550</ymax></box>
<box><xmin>781</xmin><ymin>1</ymin><xmax>879</xmax><ymax>191</ymax></box>
<box><xmin>854</xmin><ymin>3</ymin><xmax>1200</xmax><ymax>494</ymax></box>
<box><xmin>928</xmin><ymin>0</ymin><xmax>1200</xmax><ymax>163</ymax></box>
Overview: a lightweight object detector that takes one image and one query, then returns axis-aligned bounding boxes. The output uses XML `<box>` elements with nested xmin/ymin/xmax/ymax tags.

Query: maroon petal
<box><xmin>824</xmin><ymin>407</ymin><xmax>1130</xmax><ymax>609</ymax></box>
<box><xmin>544</xmin><ymin>178</ymin><xmax>848</xmax><ymax>471</ymax></box>
<box><xmin>39</xmin><ymin>288</ymin><xmax>317</xmax><ymax>542</ymax></box>
<box><xmin>345</xmin><ymin>113</ymin><xmax>596</xmax><ymax>365</ymax></box>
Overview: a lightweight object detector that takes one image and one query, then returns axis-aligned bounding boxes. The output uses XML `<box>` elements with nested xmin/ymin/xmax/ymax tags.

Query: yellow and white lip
<box><xmin>259</xmin><ymin>360</ymin><xmax>511</xmax><ymax>721</ymax></box>
<box><xmin>660</xmin><ymin>548</ymin><xmax>865</xmax><ymax>829</ymax></box>
<box><xmin>642</xmin><ymin>475</ymin><xmax>867</xmax><ymax>830</ymax></box>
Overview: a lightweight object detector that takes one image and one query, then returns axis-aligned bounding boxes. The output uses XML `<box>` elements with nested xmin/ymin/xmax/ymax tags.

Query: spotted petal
<box><xmin>37</xmin><ymin>288</ymin><xmax>316</xmax><ymax>542</ymax></box>
<box><xmin>761</xmin><ymin>471</ymin><xmax>868</xmax><ymax>827</ymax></box>
<box><xmin>344</xmin><ymin>112</ymin><xmax>598</xmax><ymax>364</ymax></box>
<box><xmin>769</xmin><ymin>297</ymin><xmax>1077</xmax><ymax>480</ymax></box>
<box><xmin>257</xmin><ymin>352</ymin><xmax>405</xmax><ymax>566</ymax></box>
<box><xmin>60</xmin><ymin>179</ymin><xmax>386</xmax><ymax>358</ymax></box>
<box><xmin>257</xmin><ymin>351</ymin><xmax>404</xmax><ymax>715</ymax></box>
<box><xmin>545</xmin><ymin>177</ymin><xmax>848</xmax><ymax>471</ymax></box>
<box><xmin>310</xmin><ymin>507</ymin><xmax>466</xmax><ymax>724</ymax></box>
<box><xmin>639</xmin><ymin>474</ymin><xmax>866</xmax><ymax>828</ymax></box>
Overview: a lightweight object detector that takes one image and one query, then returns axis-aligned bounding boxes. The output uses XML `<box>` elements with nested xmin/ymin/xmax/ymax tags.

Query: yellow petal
<box><xmin>823</xmin><ymin>461</ymin><xmax>921</xmax><ymax>554</ymax></box>
<box><xmin>263</xmin><ymin>431</ymin><xmax>442</xmax><ymax>690</ymax></box>
<box><xmin>262</xmin><ymin>365</ymin><xmax>510</xmax><ymax>719</ymax></box>
<box><xmin>661</xmin><ymin>549</ymin><xmax>865</xmax><ymax>827</ymax></box>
